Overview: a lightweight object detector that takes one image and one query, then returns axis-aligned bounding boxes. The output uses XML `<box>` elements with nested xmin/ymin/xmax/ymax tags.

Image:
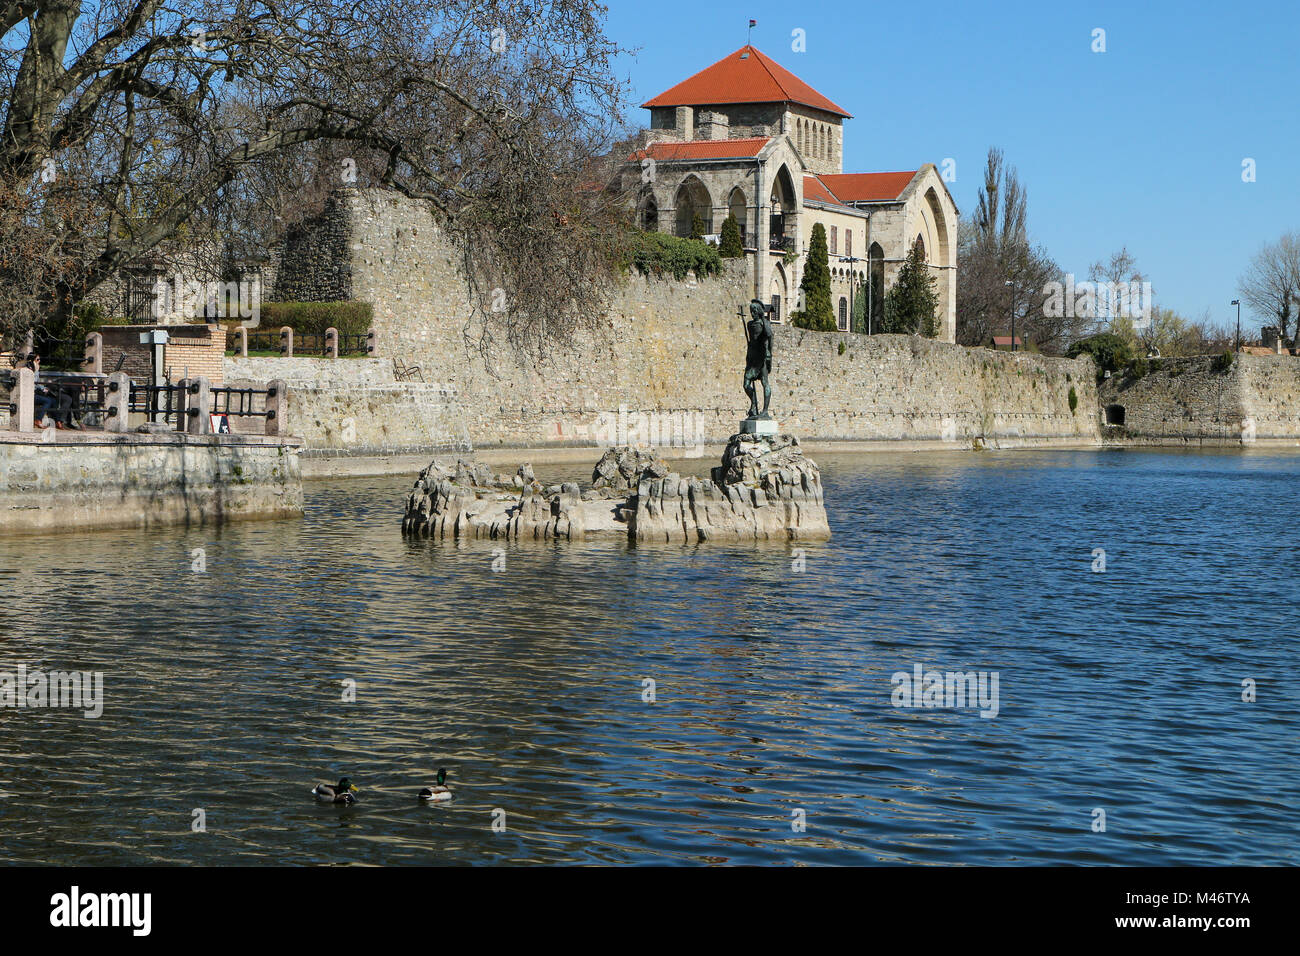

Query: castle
<box><xmin>618</xmin><ymin>45</ymin><xmax>958</xmax><ymax>342</ymax></box>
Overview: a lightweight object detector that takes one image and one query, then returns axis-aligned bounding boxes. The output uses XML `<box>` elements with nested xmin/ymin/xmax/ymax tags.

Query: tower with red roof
<box><xmin>620</xmin><ymin>45</ymin><xmax>958</xmax><ymax>343</ymax></box>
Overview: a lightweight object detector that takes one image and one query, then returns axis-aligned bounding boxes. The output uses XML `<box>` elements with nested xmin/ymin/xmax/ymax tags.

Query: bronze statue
<box><xmin>743</xmin><ymin>298</ymin><xmax>772</xmax><ymax>419</ymax></box>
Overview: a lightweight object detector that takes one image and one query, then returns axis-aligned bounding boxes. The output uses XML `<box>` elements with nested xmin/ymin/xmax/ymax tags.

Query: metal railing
<box><xmin>128</xmin><ymin>381</ymin><xmax>186</xmax><ymax>427</ymax></box>
<box><xmin>226</xmin><ymin>329</ymin><xmax>284</xmax><ymax>354</ymax></box>
<box><xmin>3</xmin><ymin>372</ymin><xmax>109</xmax><ymax>427</ymax></box>
<box><xmin>210</xmin><ymin>384</ymin><xmax>277</xmax><ymax>422</ymax></box>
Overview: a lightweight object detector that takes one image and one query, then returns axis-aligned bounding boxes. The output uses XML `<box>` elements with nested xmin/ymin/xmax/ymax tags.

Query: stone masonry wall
<box><xmin>1100</xmin><ymin>354</ymin><xmax>1300</xmax><ymax>442</ymax></box>
<box><xmin>271</xmin><ymin>195</ymin><xmax>354</xmax><ymax>302</ymax></box>
<box><xmin>261</xmin><ymin>187</ymin><xmax>1098</xmax><ymax>453</ymax></box>
<box><xmin>0</xmin><ymin>434</ymin><xmax>302</xmax><ymax>534</ymax></box>
<box><xmin>224</xmin><ymin>356</ymin><xmax>461</xmax><ymax>453</ymax></box>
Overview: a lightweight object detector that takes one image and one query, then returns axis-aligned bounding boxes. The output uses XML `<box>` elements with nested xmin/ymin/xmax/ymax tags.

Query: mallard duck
<box><xmin>418</xmin><ymin>768</ymin><xmax>452</xmax><ymax>802</ymax></box>
<box><xmin>312</xmin><ymin>777</ymin><xmax>359</xmax><ymax>804</ymax></box>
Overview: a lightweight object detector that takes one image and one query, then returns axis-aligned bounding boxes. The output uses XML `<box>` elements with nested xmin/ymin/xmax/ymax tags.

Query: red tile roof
<box><xmin>802</xmin><ymin>174</ymin><xmax>844</xmax><ymax>206</ymax></box>
<box><xmin>628</xmin><ymin>136</ymin><xmax>771</xmax><ymax>162</ymax></box>
<box><xmin>818</xmin><ymin>171</ymin><xmax>918</xmax><ymax>203</ymax></box>
<box><xmin>643</xmin><ymin>46</ymin><xmax>851</xmax><ymax>118</ymax></box>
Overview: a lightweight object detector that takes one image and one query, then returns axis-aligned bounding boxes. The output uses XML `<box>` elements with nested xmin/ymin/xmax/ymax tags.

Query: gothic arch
<box><xmin>923</xmin><ymin>186</ymin><xmax>952</xmax><ymax>267</ymax></box>
<box><xmin>770</xmin><ymin>262</ymin><xmax>788</xmax><ymax>323</ymax></box>
<box><xmin>727</xmin><ymin>186</ymin><xmax>747</xmax><ymax>234</ymax></box>
<box><xmin>640</xmin><ymin>195</ymin><xmax>658</xmax><ymax>232</ymax></box>
<box><xmin>674</xmin><ymin>175</ymin><xmax>713</xmax><ymax>237</ymax></box>
<box><xmin>769</xmin><ymin>164</ymin><xmax>797</xmax><ymax>249</ymax></box>
<box><xmin>868</xmin><ymin>241</ymin><xmax>886</xmax><ymax>331</ymax></box>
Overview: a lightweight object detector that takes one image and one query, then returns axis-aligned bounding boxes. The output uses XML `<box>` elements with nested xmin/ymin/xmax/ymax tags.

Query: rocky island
<box><xmin>400</xmin><ymin>432</ymin><xmax>829</xmax><ymax>543</ymax></box>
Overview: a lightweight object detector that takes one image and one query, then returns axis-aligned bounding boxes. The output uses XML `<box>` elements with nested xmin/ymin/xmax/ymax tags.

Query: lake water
<box><xmin>1</xmin><ymin>447</ymin><xmax>1296</xmax><ymax>865</ymax></box>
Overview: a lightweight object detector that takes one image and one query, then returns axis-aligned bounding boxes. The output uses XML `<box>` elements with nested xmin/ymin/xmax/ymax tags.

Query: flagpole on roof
<box><xmin>747</xmin><ymin>19</ymin><xmax>756</xmax><ymax>48</ymax></box>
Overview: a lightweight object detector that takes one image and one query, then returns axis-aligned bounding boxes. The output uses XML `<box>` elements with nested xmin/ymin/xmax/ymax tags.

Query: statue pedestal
<box><xmin>740</xmin><ymin>417</ymin><xmax>778</xmax><ymax>437</ymax></box>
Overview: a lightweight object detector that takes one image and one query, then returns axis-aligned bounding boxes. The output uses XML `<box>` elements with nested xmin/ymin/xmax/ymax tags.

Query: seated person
<box><xmin>27</xmin><ymin>354</ymin><xmax>77</xmax><ymax>429</ymax></box>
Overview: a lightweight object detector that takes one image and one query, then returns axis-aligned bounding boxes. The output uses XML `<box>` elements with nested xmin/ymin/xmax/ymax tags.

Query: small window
<box><xmin>838</xmin><ymin>297</ymin><xmax>848</xmax><ymax>331</ymax></box>
<box><xmin>845</xmin><ymin>230</ymin><xmax>852</xmax><ymax>257</ymax></box>
<box><xmin>829</xmin><ymin>225</ymin><xmax>837</xmax><ymax>256</ymax></box>
<box><xmin>770</xmin><ymin>294</ymin><xmax>782</xmax><ymax>324</ymax></box>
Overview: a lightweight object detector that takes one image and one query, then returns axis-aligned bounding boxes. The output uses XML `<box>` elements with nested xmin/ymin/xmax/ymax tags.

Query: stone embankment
<box><xmin>401</xmin><ymin>434</ymin><xmax>830</xmax><ymax>543</ymax></box>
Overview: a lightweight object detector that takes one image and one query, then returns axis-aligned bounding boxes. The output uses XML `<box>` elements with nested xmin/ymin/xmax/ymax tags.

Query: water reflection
<box><xmin>1</xmin><ymin>447</ymin><xmax>1298</xmax><ymax>864</ymax></box>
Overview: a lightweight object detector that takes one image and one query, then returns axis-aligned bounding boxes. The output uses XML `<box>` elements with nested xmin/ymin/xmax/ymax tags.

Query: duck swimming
<box><xmin>312</xmin><ymin>777</ymin><xmax>359</xmax><ymax>804</ymax></box>
<box><xmin>418</xmin><ymin>768</ymin><xmax>452</xmax><ymax>802</ymax></box>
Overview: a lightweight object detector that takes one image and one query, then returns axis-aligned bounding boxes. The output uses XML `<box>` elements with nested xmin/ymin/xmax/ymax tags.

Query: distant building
<box><xmin>617</xmin><ymin>45</ymin><xmax>958</xmax><ymax>341</ymax></box>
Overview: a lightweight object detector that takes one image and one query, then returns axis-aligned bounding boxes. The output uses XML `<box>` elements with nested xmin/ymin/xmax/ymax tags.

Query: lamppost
<box><xmin>1231</xmin><ymin>299</ymin><xmax>1241</xmax><ymax>351</ymax></box>
<box><xmin>840</xmin><ymin>254</ymin><xmax>863</xmax><ymax>332</ymax></box>
<box><xmin>1005</xmin><ymin>279</ymin><xmax>1016</xmax><ymax>352</ymax></box>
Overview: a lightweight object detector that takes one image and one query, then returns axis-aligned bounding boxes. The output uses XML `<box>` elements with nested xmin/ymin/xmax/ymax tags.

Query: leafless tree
<box><xmin>1</xmin><ymin>0</ymin><xmax>632</xmax><ymax>354</ymax></box>
<box><xmin>1086</xmin><ymin>247</ymin><xmax>1146</xmax><ymax>332</ymax></box>
<box><xmin>1238</xmin><ymin>232</ymin><xmax>1300</xmax><ymax>344</ymax></box>
<box><xmin>957</xmin><ymin>148</ymin><xmax>1072</xmax><ymax>353</ymax></box>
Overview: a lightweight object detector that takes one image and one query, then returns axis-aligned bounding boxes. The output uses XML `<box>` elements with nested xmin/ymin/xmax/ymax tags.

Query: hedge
<box><xmin>625</xmin><ymin>231</ymin><xmax>721</xmax><ymax>281</ymax></box>
<box><xmin>223</xmin><ymin>301</ymin><xmax>373</xmax><ymax>337</ymax></box>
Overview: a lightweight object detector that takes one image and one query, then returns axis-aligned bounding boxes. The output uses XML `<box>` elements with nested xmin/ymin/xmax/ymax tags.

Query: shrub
<box><xmin>882</xmin><ymin>238</ymin><xmax>938</xmax><ymax>336</ymax></box>
<box><xmin>1129</xmin><ymin>357</ymin><xmax>1149</xmax><ymax>379</ymax></box>
<box><xmin>226</xmin><ymin>301</ymin><xmax>374</xmax><ymax>337</ymax></box>
<box><xmin>34</xmin><ymin>302</ymin><xmax>132</xmax><ymax>368</ymax></box>
<box><xmin>794</xmin><ymin>223</ymin><xmax>835</xmax><ymax>331</ymax></box>
<box><xmin>1068</xmin><ymin>386</ymin><xmax>1078</xmax><ymax>414</ymax></box>
<box><xmin>625</xmin><ymin>231</ymin><xmax>721</xmax><ymax>281</ymax></box>
<box><xmin>837</xmin><ymin>340</ymin><xmax>846</xmax><ymax>355</ymax></box>
<box><xmin>1066</xmin><ymin>332</ymin><xmax>1136</xmax><ymax>377</ymax></box>
<box><xmin>718</xmin><ymin>215</ymin><xmax>743</xmax><ymax>258</ymax></box>
<box><xmin>1211</xmin><ymin>349</ymin><xmax>1235</xmax><ymax>373</ymax></box>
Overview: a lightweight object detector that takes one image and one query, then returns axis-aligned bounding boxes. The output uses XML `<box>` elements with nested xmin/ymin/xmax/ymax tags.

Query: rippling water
<box><xmin>1</xmin><ymin>447</ymin><xmax>1297</xmax><ymax>865</ymax></box>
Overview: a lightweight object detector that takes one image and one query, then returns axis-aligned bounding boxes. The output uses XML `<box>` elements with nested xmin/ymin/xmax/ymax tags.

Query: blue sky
<box><xmin>606</xmin><ymin>0</ymin><xmax>1300</xmax><ymax>328</ymax></box>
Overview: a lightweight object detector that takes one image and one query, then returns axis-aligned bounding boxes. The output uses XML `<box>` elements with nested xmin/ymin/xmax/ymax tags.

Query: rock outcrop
<box><xmin>401</xmin><ymin>457</ymin><xmax>626</xmax><ymax>540</ymax></box>
<box><xmin>401</xmin><ymin>435</ymin><xmax>830</xmax><ymax>543</ymax></box>
<box><xmin>633</xmin><ymin>433</ymin><xmax>829</xmax><ymax>543</ymax></box>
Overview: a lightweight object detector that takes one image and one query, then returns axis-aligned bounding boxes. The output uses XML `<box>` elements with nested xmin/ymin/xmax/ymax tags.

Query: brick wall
<box><xmin>100</xmin><ymin>324</ymin><xmax>227</xmax><ymax>386</ymax></box>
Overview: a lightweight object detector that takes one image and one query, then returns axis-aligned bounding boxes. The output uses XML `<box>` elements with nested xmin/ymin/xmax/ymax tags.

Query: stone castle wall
<box><xmin>1100</xmin><ymin>355</ymin><xmax>1300</xmax><ymax>442</ymax></box>
<box><xmin>0</xmin><ymin>433</ymin><xmax>302</xmax><ymax>535</ymax></box>
<box><xmin>271</xmin><ymin>200</ymin><xmax>353</xmax><ymax>302</ymax></box>
<box><xmin>255</xmin><ymin>187</ymin><xmax>1098</xmax><ymax>454</ymax></box>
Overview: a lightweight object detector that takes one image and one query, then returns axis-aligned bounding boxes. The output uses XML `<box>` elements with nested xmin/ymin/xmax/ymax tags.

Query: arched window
<box><xmin>769</xmin><ymin>164</ymin><xmax>797</xmax><ymax>251</ymax></box>
<box><xmin>640</xmin><ymin>196</ymin><xmax>658</xmax><ymax>232</ymax></box>
<box><xmin>838</xmin><ymin>297</ymin><xmax>849</xmax><ymax>331</ymax></box>
<box><xmin>727</xmin><ymin>187</ymin><xmax>747</xmax><ymax>244</ymax></box>
<box><xmin>868</xmin><ymin>241</ymin><xmax>885</xmax><ymax>333</ymax></box>
<box><xmin>673</xmin><ymin>176</ymin><xmax>713</xmax><ymax>237</ymax></box>
<box><xmin>829</xmin><ymin>225</ymin><xmax>837</xmax><ymax>255</ymax></box>
<box><xmin>770</xmin><ymin>263</ymin><xmax>787</xmax><ymax>324</ymax></box>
